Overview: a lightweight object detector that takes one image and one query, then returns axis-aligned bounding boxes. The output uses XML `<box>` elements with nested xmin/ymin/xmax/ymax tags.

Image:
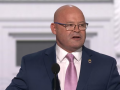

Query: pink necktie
<box><xmin>64</xmin><ymin>53</ymin><xmax>77</xmax><ymax>90</ymax></box>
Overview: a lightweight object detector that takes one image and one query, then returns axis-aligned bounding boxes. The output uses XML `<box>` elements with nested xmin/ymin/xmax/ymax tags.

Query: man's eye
<box><xmin>68</xmin><ymin>24</ymin><xmax>74</xmax><ymax>27</ymax></box>
<box><xmin>79</xmin><ymin>24</ymin><xmax>85</xmax><ymax>27</ymax></box>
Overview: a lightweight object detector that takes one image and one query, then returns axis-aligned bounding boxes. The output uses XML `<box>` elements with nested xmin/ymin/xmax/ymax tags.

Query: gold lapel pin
<box><xmin>88</xmin><ymin>59</ymin><xmax>92</xmax><ymax>63</ymax></box>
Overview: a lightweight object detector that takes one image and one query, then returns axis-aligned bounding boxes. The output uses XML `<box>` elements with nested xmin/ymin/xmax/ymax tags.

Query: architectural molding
<box><xmin>0</xmin><ymin>18</ymin><xmax>110</xmax><ymax>22</ymax></box>
<box><xmin>114</xmin><ymin>0</ymin><xmax>120</xmax><ymax>54</ymax></box>
<box><xmin>9</xmin><ymin>32</ymin><xmax>97</xmax><ymax>38</ymax></box>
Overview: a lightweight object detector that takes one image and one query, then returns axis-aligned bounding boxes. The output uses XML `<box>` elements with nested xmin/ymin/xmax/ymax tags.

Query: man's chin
<box><xmin>71</xmin><ymin>45</ymin><xmax>82</xmax><ymax>51</ymax></box>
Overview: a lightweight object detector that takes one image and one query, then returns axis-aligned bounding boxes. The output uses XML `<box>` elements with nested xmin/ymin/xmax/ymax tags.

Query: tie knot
<box><xmin>66</xmin><ymin>53</ymin><xmax>74</xmax><ymax>62</ymax></box>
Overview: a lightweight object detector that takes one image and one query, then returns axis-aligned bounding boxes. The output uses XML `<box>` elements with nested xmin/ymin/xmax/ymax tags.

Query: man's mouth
<box><xmin>72</xmin><ymin>36</ymin><xmax>81</xmax><ymax>40</ymax></box>
<box><xmin>72</xmin><ymin>36</ymin><xmax>80</xmax><ymax>38</ymax></box>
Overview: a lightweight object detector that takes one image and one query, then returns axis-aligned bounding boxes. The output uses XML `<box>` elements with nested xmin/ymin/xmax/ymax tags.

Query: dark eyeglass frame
<box><xmin>54</xmin><ymin>22</ymin><xmax>89</xmax><ymax>31</ymax></box>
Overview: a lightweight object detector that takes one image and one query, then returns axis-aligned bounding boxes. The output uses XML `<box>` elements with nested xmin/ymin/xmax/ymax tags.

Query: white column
<box><xmin>114</xmin><ymin>0</ymin><xmax>120</xmax><ymax>72</ymax></box>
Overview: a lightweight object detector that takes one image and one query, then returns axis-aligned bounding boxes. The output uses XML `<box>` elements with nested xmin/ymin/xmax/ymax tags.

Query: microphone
<box><xmin>51</xmin><ymin>63</ymin><xmax>60</xmax><ymax>90</ymax></box>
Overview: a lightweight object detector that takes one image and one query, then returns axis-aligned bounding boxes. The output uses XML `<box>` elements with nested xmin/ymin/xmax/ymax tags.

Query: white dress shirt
<box><xmin>56</xmin><ymin>44</ymin><xmax>82</xmax><ymax>90</ymax></box>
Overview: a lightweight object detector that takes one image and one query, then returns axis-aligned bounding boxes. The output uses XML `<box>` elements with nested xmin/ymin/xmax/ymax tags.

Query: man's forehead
<box><xmin>66</xmin><ymin>21</ymin><xmax>85</xmax><ymax>23</ymax></box>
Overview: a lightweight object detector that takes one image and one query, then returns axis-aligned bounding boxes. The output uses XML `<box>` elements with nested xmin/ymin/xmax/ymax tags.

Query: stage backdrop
<box><xmin>0</xmin><ymin>1</ymin><xmax>120</xmax><ymax>90</ymax></box>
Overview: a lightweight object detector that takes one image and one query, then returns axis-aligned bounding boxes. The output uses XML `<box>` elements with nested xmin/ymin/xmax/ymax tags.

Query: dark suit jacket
<box><xmin>6</xmin><ymin>45</ymin><xmax>120</xmax><ymax>90</ymax></box>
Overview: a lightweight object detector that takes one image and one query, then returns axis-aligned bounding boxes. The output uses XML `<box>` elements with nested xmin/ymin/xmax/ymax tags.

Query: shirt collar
<box><xmin>56</xmin><ymin>44</ymin><xmax>82</xmax><ymax>62</ymax></box>
<box><xmin>72</xmin><ymin>47</ymin><xmax>82</xmax><ymax>61</ymax></box>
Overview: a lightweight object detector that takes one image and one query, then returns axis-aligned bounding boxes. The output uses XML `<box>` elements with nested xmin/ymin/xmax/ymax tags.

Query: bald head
<box><xmin>54</xmin><ymin>5</ymin><xmax>85</xmax><ymax>22</ymax></box>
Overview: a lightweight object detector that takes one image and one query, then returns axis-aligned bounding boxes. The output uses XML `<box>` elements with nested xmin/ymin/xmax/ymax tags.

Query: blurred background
<box><xmin>0</xmin><ymin>0</ymin><xmax>120</xmax><ymax>90</ymax></box>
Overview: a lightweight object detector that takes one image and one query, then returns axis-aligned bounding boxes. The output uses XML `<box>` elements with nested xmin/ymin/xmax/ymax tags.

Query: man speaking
<box><xmin>6</xmin><ymin>5</ymin><xmax>120</xmax><ymax>90</ymax></box>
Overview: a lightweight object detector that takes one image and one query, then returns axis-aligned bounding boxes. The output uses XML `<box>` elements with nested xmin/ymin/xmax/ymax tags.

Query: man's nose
<box><xmin>73</xmin><ymin>25</ymin><xmax>80</xmax><ymax>33</ymax></box>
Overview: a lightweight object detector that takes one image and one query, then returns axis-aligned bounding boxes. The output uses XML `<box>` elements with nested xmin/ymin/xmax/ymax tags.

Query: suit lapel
<box><xmin>77</xmin><ymin>46</ymin><xmax>93</xmax><ymax>90</ymax></box>
<box><xmin>43</xmin><ymin>45</ymin><xmax>61</xmax><ymax>90</ymax></box>
<box><xmin>44</xmin><ymin>45</ymin><xmax>56</xmax><ymax>83</ymax></box>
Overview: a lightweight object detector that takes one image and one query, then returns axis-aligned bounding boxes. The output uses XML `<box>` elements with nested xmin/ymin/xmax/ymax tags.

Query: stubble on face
<box><xmin>53</xmin><ymin>5</ymin><xmax>86</xmax><ymax>53</ymax></box>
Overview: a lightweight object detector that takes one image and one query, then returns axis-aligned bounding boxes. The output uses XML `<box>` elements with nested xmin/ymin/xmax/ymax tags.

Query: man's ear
<box><xmin>50</xmin><ymin>23</ymin><xmax>56</xmax><ymax>35</ymax></box>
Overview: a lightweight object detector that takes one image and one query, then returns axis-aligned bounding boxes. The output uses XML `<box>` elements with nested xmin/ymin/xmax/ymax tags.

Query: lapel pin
<box><xmin>88</xmin><ymin>59</ymin><xmax>92</xmax><ymax>63</ymax></box>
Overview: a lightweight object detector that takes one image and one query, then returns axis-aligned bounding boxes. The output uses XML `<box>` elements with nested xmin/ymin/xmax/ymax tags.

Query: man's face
<box><xmin>51</xmin><ymin>7</ymin><xmax>86</xmax><ymax>52</ymax></box>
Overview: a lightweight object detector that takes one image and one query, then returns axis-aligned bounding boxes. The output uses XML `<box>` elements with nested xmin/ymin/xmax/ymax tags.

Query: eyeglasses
<box><xmin>54</xmin><ymin>22</ymin><xmax>88</xmax><ymax>31</ymax></box>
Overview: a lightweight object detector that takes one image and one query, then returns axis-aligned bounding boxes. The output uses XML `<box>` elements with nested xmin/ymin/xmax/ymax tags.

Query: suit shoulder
<box><xmin>84</xmin><ymin>47</ymin><xmax>116</xmax><ymax>62</ymax></box>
